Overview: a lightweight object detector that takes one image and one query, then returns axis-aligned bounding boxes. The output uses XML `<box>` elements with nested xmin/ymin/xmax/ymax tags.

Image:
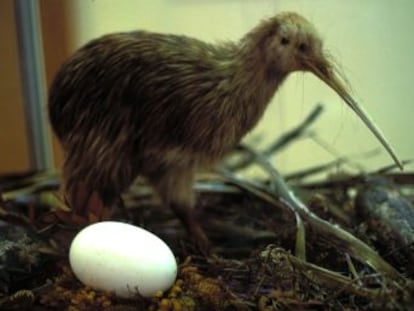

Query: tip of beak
<box><xmin>305</xmin><ymin>58</ymin><xmax>403</xmax><ymax>171</ymax></box>
<box><xmin>396</xmin><ymin>159</ymin><xmax>404</xmax><ymax>171</ymax></box>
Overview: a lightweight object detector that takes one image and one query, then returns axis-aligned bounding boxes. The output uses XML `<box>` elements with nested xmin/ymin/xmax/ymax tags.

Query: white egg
<box><xmin>69</xmin><ymin>221</ymin><xmax>177</xmax><ymax>298</ymax></box>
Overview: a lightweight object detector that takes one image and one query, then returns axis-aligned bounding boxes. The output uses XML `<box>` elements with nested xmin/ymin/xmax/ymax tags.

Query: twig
<box><xmin>226</xmin><ymin>104</ymin><xmax>324</xmax><ymax>171</ymax></box>
<box><xmin>345</xmin><ymin>253</ymin><xmax>363</xmax><ymax>286</ymax></box>
<box><xmin>219</xmin><ymin>146</ymin><xmax>404</xmax><ymax>282</ymax></box>
<box><xmin>284</xmin><ymin>158</ymin><xmax>347</xmax><ymax>182</ymax></box>
<box><xmin>375</xmin><ymin>159</ymin><xmax>414</xmax><ymax>174</ymax></box>
<box><xmin>261</xmin><ymin>246</ymin><xmax>383</xmax><ymax>300</ymax></box>
<box><xmin>298</xmin><ymin>171</ymin><xmax>414</xmax><ymax>190</ymax></box>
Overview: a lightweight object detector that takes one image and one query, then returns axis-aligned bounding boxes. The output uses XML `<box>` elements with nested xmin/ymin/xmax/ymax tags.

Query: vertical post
<box><xmin>14</xmin><ymin>0</ymin><xmax>54</xmax><ymax>170</ymax></box>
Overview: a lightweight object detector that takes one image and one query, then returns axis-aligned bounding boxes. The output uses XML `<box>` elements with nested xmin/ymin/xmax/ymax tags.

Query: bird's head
<box><xmin>247</xmin><ymin>12</ymin><xmax>402</xmax><ymax>169</ymax></box>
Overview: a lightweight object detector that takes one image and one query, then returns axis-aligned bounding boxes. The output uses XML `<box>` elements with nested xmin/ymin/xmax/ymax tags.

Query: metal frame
<box><xmin>14</xmin><ymin>0</ymin><xmax>54</xmax><ymax>170</ymax></box>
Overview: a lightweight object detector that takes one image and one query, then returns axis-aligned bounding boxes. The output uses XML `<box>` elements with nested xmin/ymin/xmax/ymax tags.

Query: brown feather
<box><xmin>49</xmin><ymin>12</ymin><xmax>328</xmax><ymax>250</ymax></box>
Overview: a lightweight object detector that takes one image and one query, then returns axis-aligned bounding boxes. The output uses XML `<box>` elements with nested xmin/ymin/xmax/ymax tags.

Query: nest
<box><xmin>0</xmin><ymin>105</ymin><xmax>413</xmax><ymax>311</ymax></box>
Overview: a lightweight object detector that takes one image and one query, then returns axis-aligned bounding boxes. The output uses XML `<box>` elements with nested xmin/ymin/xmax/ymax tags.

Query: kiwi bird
<box><xmin>49</xmin><ymin>12</ymin><xmax>402</xmax><ymax>250</ymax></box>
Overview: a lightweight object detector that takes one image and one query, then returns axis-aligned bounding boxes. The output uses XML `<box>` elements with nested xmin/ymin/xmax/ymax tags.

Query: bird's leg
<box><xmin>149</xmin><ymin>165</ymin><xmax>211</xmax><ymax>253</ymax></box>
<box><xmin>63</xmin><ymin>167</ymin><xmax>119</xmax><ymax>220</ymax></box>
<box><xmin>63</xmin><ymin>160</ymin><xmax>94</xmax><ymax>216</ymax></box>
<box><xmin>62</xmin><ymin>140</ymin><xmax>135</xmax><ymax>220</ymax></box>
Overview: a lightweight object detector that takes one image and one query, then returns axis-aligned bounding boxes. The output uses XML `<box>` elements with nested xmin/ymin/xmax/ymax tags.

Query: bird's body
<box><xmin>50</xmin><ymin>28</ymin><xmax>287</xmax><ymax>197</ymax></box>
<box><xmin>51</xmin><ymin>31</ymin><xmax>282</xmax><ymax>166</ymax></box>
<box><xmin>49</xmin><ymin>12</ymin><xmax>401</xmax><ymax>250</ymax></box>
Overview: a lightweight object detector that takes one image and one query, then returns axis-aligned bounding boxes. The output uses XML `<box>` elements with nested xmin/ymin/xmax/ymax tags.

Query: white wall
<box><xmin>68</xmin><ymin>0</ymin><xmax>414</xmax><ymax>176</ymax></box>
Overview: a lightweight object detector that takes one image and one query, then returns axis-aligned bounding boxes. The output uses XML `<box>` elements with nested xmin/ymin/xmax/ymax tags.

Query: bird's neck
<box><xmin>222</xmin><ymin>41</ymin><xmax>289</xmax><ymax>134</ymax></box>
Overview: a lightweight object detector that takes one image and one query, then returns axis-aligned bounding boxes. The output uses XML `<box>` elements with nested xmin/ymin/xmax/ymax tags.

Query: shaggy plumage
<box><xmin>49</xmin><ymin>12</ymin><xmax>399</xmax><ymax>250</ymax></box>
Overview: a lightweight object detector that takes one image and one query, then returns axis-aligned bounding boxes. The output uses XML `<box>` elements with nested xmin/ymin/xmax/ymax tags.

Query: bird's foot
<box><xmin>189</xmin><ymin>224</ymin><xmax>213</xmax><ymax>256</ymax></box>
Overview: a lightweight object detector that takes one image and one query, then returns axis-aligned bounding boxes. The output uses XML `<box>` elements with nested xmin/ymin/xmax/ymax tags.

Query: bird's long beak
<box><xmin>305</xmin><ymin>58</ymin><xmax>403</xmax><ymax>170</ymax></box>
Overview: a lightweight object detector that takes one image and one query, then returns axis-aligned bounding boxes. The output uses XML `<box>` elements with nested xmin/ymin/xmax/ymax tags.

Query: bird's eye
<box><xmin>298</xmin><ymin>43</ymin><xmax>308</xmax><ymax>52</ymax></box>
<box><xmin>280</xmin><ymin>37</ymin><xmax>290</xmax><ymax>45</ymax></box>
